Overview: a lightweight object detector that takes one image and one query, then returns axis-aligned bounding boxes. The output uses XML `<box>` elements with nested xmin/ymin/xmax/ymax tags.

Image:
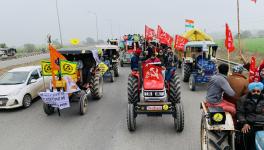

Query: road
<box><xmin>0</xmin><ymin>67</ymin><xmax>207</xmax><ymax>150</ymax></box>
<box><xmin>0</xmin><ymin>53</ymin><xmax>49</xmax><ymax>69</ymax></box>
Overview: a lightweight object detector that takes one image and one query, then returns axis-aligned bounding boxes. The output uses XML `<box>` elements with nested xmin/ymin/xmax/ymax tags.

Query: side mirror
<box><xmin>30</xmin><ymin>79</ymin><xmax>37</xmax><ymax>84</ymax></box>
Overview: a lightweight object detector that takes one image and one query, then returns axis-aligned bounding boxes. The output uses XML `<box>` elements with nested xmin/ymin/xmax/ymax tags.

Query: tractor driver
<box><xmin>237</xmin><ymin>82</ymin><xmax>264</xmax><ymax>150</ymax></box>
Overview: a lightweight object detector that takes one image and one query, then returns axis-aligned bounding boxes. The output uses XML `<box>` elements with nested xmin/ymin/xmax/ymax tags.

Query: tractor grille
<box><xmin>0</xmin><ymin>98</ymin><xmax>8</xmax><ymax>106</ymax></box>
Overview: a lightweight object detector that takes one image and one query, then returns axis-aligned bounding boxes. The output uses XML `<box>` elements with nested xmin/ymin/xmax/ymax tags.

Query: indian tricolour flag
<box><xmin>185</xmin><ymin>19</ymin><xmax>194</xmax><ymax>29</ymax></box>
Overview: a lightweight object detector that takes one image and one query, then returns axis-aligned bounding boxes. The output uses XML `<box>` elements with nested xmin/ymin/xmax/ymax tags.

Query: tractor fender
<box><xmin>204</xmin><ymin>112</ymin><xmax>234</xmax><ymax>131</ymax></box>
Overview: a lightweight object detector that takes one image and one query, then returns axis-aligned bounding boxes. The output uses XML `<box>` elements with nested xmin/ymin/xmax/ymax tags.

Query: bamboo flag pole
<box><xmin>237</xmin><ymin>0</ymin><xmax>242</xmax><ymax>55</ymax></box>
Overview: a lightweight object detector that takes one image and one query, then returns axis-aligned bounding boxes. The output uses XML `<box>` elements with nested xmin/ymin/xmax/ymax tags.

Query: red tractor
<box><xmin>127</xmin><ymin>62</ymin><xmax>184</xmax><ymax>132</ymax></box>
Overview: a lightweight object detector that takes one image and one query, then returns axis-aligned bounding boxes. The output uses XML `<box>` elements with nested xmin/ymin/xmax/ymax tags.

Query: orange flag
<box><xmin>48</xmin><ymin>44</ymin><xmax>66</xmax><ymax>88</ymax></box>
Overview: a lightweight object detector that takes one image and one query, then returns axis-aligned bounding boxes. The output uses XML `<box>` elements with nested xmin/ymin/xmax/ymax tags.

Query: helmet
<box><xmin>98</xmin><ymin>48</ymin><xmax>103</xmax><ymax>56</ymax></box>
<box><xmin>232</xmin><ymin>65</ymin><xmax>244</xmax><ymax>74</ymax></box>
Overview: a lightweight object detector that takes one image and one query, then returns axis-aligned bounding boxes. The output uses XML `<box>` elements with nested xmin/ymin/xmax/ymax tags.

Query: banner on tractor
<box><xmin>41</xmin><ymin>61</ymin><xmax>58</xmax><ymax>76</ymax></box>
<box><xmin>98</xmin><ymin>62</ymin><xmax>109</xmax><ymax>75</ymax></box>
<box><xmin>60</xmin><ymin>60</ymin><xmax>77</xmax><ymax>75</ymax></box>
<box><xmin>142</xmin><ymin>63</ymin><xmax>163</xmax><ymax>80</ymax></box>
<box><xmin>39</xmin><ymin>92</ymin><xmax>70</xmax><ymax>110</ymax></box>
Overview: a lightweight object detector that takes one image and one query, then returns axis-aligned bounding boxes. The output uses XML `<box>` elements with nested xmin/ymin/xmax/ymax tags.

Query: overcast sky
<box><xmin>0</xmin><ymin>0</ymin><xmax>263</xmax><ymax>46</ymax></box>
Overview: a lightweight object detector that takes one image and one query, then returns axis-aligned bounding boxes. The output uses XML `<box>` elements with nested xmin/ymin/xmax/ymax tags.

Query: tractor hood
<box><xmin>142</xmin><ymin>63</ymin><xmax>164</xmax><ymax>90</ymax></box>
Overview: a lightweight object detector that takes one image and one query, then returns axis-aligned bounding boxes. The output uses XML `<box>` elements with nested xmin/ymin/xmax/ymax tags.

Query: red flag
<box><xmin>48</xmin><ymin>44</ymin><xmax>66</xmax><ymax>87</ymax></box>
<box><xmin>174</xmin><ymin>35</ymin><xmax>189</xmax><ymax>51</ymax></box>
<box><xmin>251</xmin><ymin>0</ymin><xmax>256</xmax><ymax>3</ymax></box>
<box><xmin>157</xmin><ymin>25</ymin><xmax>173</xmax><ymax>46</ymax></box>
<box><xmin>225</xmin><ymin>23</ymin><xmax>235</xmax><ymax>53</ymax></box>
<box><xmin>249</xmin><ymin>56</ymin><xmax>260</xmax><ymax>83</ymax></box>
<box><xmin>145</xmin><ymin>25</ymin><xmax>155</xmax><ymax>41</ymax></box>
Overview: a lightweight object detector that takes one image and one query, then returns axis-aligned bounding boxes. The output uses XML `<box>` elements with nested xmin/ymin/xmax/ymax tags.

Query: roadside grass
<box><xmin>216</xmin><ymin>37</ymin><xmax>264</xmax><ymax>65</ymax></box>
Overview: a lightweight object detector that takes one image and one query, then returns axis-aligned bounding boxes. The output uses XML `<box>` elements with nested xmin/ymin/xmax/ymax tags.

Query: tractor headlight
<box><xmin>155</xmin><ymin>91</ymin><xmax>165</xmax><ymax>97</ymax></box>
<box><xmin>144</xmin><ymin>91</ymin><xmax>153</xmax><ymax>97</ymax></box>
<box><xmin>212</xmin><ymin>113</ymin><xmax>224</xmax><ymax>122</ymax></box>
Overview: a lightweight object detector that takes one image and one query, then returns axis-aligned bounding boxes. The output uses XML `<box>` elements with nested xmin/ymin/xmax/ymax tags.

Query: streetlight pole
<box><xmin>88</xmin><ymin>11</ymin><xmax>99</xmax><ymax>42</ymax></box>
<box><xmin>107</xmin><ymin>19</ymin><xmax>113</xmax><ymax>39</ymax></box>
<box><xmin>55</xmin><ymin>0</ymin><xmax>63</xmax><ymax>46</ymax></box>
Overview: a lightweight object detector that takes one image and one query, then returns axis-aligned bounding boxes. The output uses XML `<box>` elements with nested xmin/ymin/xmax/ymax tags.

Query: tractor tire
<box><xmin>43</xmin><ymin>103</ymin><xmax>55</xmax><ymax>115</ymax></box>
<box><xmin>79</xmin><ymin>91</ymin><xmax>88</xmax><ymax>115</ymax></box>
<box><xmin>91</xmin><ymin>72</ymin><xmax>103</xmax><ymax>100</ymax></box>
<box><xmin>174</xmin><ymin>103</ymin><xmax>184</xmax><ymax>132</ymax></box>
<box><xmin>182</xmin><ymin>64</ymin><xmax>191</xmax><ymax>82</ymax></box>
<box><xmin>189</xmin><ymin>74</ymin><xmax>196</xmax><ymax>91</ymax></box>
<box><xmin>127</xmin><ymin>103</ymin><xmax>136</xmax><ymax>131</ymax></box>
<box><xmin>201</xmin><ymin>115</ymin><xmax>233</xmax><ymax>150</ymax></box>
<box><xmin>110</xmin><ymin>70</ymin><xmax>115</xmax><ymax>82</ymax></box>
<box><xmin>113</xmin><ymin>63</ymin><xmax>119</xmax><ymax>77</ymax></box>
<box><xmin>120</xmin><ymin>60</ymin><xmax>124</xmax><ymax>67</ymax></box>
<box><xmin>169</xmin><ymin>73</ymin><xmax>181</xmax><ymax>103</ymax></box>
<box><xmin>128</xmin><ymin>74</ymin><xmax>139</xmax><ymax>104</ymax></box>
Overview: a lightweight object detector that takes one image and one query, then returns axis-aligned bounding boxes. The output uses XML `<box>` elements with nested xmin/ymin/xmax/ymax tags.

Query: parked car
<box><xmin>0</xmin><ymin>66</ymin><xmax>49</xmax><ymax>109</ymax></box>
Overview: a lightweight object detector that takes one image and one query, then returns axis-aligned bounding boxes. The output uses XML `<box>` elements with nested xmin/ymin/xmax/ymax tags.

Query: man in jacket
<box><xmin>237</xmin><ymin>82</ymin><xmax>264</xmax><ymax>150</ymax></box>
<box><xmin>223</xmin><ymin>65</ymin><xmax>248</xmax><ymax>105</ymax></box>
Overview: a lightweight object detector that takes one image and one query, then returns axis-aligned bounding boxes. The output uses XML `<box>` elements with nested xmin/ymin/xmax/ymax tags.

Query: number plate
<box><xmin>146</xmin><ymin>106</ymin><xmax>162</xmax><ymax>111</ymax></box>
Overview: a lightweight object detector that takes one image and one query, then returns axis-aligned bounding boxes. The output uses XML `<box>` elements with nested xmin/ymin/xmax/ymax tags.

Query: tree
<box><xmin>97</xmin><ymin>39</ymin><xmax>105</xmax><ymax>44</ymax></box>
<box><xmin>257</xmin><ymin>30</ymin><xmax>264</xmax><ymax>38</ymax></box>
<box><xmin>24</xmin><ymin>44</ymin><xmax>36</xmax><ymax>53</ymax></box>
<box><xmin>83</xmin><ymin>37</ymin><xmax>96</xmax><ymax>45</ymax></box>
<box><xmin>0</xmin><ymin>43</ymin><xmax>7</xmax><ymax>48</ymax></box>
<box><xmin>235</xmin><ymin>30</ymin><xmax>252</xmax><ymax>39</ymax></box>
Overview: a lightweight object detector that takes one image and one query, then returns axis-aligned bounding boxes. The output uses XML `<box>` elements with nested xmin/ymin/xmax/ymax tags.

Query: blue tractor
<box><xmin>181</xmin><ymin>41</ymin><xmax>218</xmax><ymax>91</ymax></box>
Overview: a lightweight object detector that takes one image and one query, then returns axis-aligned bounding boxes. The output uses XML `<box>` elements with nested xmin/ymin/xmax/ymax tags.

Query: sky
<box><xmin>0</xmin><ymin>0</ymin><xmax>263</xmax><ymax>46</ymax></box>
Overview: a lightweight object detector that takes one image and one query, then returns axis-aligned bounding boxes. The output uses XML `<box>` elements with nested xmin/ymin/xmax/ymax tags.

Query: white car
<box><xmin>0</xmin><ymin>66</ymin><xmax>48</xmax><ymax>109</ymax></box>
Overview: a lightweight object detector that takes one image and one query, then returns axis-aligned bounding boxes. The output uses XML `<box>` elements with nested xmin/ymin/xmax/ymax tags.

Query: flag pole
<box><xmin>237</xmin><ymin>0</ymin><xmax>242</xmax><ymax>55</ymax></box>
<box><xmin>228</xmin><ymin>50</ymin><xmax>231</xmax><ymax>74</ymax></box>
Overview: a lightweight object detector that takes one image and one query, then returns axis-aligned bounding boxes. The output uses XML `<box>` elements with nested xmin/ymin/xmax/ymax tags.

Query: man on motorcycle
<box><xmin>206</xmin><ymin>64</ymin><xmax>236</xmax><ymax>116</ymax></box>
<box><xmin>237</xmin><ymin>82</ymin><xmax>264</xmax><ymax>150</ymax></box>
<box><xmin>223</xmin><ymin>65</ymin><xmax>248</xmax><ymax>105</ymax></box>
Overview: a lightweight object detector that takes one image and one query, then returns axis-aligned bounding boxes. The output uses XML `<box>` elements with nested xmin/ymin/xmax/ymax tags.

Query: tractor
<box><xmin>181</xmin><ymin>41</ymin><xmax>218</xmax><ymax>91</ymax></box>
<box><xmin>97</xmin><ymin>45</ymin><xmax>120</xmax><ymax>82</ymax></box>
<box><xmin>42</xmin><ymin>47</ymin><xmax>103</xmax><ymax>116</ymax></box>
<box><xmin>127</xmin><ymin>61</ymin><xmax>184</xmax><ymax>132</ymax></box>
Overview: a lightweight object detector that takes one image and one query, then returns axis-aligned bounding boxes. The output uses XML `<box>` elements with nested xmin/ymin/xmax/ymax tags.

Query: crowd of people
<box><xmin>205</xmin><ymin>53</ymin><xmax>264</xmax><ymax>150</ymax></box>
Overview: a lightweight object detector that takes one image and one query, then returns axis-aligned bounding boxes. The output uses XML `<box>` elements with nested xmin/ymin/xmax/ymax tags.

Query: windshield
<box><xmin>0</xmin><ymin>71</ymin><xmax>29</xmax><ymax>85</ymax></box>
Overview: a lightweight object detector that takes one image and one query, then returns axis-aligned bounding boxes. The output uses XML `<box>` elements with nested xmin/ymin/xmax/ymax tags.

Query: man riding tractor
<box><xmin>127</xmin><ymin>53</ymin><xmax>184</xmax><ymax>132</ymax></box>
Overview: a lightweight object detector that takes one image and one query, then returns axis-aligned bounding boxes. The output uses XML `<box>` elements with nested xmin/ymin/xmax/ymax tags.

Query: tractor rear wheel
<box><xmin>128</xmin><ymin>74</ymin><xmax>139</xmax><ymax>104</ymax></box>
<box><xmin>182</xmin><ymin>64</ymin><xmax>191</xmax><ymax>82</ymax></box>
<box><xmin>169</xmin><ymin>73</ymin><xmax>181</xmax><ymax>103</ymax></box>
<box><xmin>91</xmin><ymin>72</ymin><xmax>103</xmax><ymax>100</ymax></box>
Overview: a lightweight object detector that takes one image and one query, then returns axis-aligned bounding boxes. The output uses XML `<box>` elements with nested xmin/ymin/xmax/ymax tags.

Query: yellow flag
<box><xmin>60</xmin><ymin>60</ymin><xmax>77</xmax><ymax>75</ymax></box>
<box><xmin>98</xmin><ymin>62</ymin><xmax>109</xmax><ymax>75</ymax></box>
<box><xmin>41</xmin><ymin>61</ymin><xmax>52</xmax><ymax>76</ymax></box>
<box><xmin>70</xmin><ymin>38</ymin><xmax>80</xmax><ymax>45</ymax></box>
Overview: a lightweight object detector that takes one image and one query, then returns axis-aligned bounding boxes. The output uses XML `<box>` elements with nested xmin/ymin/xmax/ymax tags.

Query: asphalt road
<box><xmin>0</xmin><ymin>67</ymin><xmax>207</xmax><ymax>150</ymax></box>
